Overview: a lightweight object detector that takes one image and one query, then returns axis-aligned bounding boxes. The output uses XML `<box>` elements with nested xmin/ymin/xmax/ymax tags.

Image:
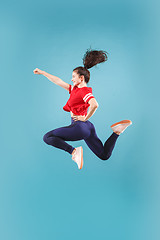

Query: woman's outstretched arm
<box><xmin>33</xmin><ymin>68</ymin><xmax>70</xmax><ymax>91</ymax></box>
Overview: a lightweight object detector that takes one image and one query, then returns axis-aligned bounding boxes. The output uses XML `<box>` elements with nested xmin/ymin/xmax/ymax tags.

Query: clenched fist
<box><xmin>33</xmin><ymin>68</ymin><xmax>44</xmax><ymax>75</ymax></box>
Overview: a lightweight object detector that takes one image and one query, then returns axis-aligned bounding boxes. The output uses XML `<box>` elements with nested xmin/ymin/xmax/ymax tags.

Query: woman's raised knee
<box><xmin>43</xmin><ymin>132</ymin><xmax>53</xmax><ymax>144</ymax></box>
<box><xmin>43</xmin><ymin>134</ymin><xmax>48</xmax><ymax>144</ymax></box>
<box><xmin>100</xmin><ymin>154</ymin><xmax>111</xmax><ymax>161</ymax></box>
<box><xmin>43</xmin><ymin>132</ymin><xmax>58</xmax><ymax>145</ymax></box>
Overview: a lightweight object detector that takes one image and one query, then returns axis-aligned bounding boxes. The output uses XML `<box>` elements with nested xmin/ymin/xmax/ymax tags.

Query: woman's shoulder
<box><xmin>81</xmin><ymin>86</ymin><xmax>93</xmax><ymax>92</ymax></box>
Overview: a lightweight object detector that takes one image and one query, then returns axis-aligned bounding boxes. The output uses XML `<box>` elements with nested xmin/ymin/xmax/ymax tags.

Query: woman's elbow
<box><xmin>94</xmin><ymin>104</ymin><xmax>99</xmax><ymax>108</ymax></box>
<box><xmin>90</xmin><ymin>104</ymin><xmax>98</xmax><ymax>108</ymax></box>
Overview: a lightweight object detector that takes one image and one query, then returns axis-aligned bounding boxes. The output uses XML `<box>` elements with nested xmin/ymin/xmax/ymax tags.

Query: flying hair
<box><xmin>73</xmin><ymin>47</ymin><xmax>109</xmax><ymax>84</ymax></box>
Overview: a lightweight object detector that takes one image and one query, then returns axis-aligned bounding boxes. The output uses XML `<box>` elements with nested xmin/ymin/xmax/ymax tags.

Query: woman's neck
<box><xmin>77</xmin><ymin>82</ymin><xmax>87</xmax><ymax>88</ymax></box>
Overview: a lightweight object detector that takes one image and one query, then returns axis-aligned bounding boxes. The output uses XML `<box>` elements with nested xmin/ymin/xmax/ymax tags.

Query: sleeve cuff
<box><xmin>69</xmin><ymin>84</ymin><xmax>72</xmax><ymax>94</ymax></box>
<box><xmin>83</xmin><ymin>94</ymin><xmax>95</xmax><ymax>103</ymax></box>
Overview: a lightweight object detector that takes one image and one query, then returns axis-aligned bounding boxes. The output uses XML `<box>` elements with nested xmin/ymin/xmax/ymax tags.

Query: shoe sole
<box><xmin>79</xmin><ymin>146</ymin><xmax>83</xmax><ymax>170</ymax></box>
<box><xmin>111</xmin><ymin>120</ymin><xmax>132</xmax><ymax>128</ymax></box>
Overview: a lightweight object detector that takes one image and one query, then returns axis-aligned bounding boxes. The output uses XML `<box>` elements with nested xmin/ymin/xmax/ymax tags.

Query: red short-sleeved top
<box><xmin>63</xmin><ymin>84</ymin><xmax>95</xmax><ymax>116</ymax></box>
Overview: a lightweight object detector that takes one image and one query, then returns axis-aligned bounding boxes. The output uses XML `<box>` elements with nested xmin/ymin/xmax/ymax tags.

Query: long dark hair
<box><xmin>73</xmin><ymin>47</ymin><xmax>109</xmax><ymax>84</ymax></box>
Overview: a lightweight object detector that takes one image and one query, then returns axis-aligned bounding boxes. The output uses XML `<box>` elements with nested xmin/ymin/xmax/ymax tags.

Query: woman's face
<box><xmin>71</xmin><ymin>71</ymin><xmax>84</xmax><ymax>87</ymax></box>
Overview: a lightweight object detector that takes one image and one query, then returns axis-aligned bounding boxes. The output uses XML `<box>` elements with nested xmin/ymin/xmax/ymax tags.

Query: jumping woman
<box><xmin>33</xmin><ymin>48</ymin><xmax>132</xmax><ymax>170</ymax></box>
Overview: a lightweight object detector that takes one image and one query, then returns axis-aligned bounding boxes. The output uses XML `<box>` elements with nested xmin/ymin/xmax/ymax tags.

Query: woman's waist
<box><xmin>70</xmin><ymin>111</ymin><xmax>86</xmax><ymax>117</ymax></box>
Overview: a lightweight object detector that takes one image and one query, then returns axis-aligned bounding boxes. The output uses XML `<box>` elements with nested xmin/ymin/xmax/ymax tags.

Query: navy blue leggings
<box><xmin>43</xmin><ymin>118</ymin><xmax>119</xmax><ymax>160</ymax></box>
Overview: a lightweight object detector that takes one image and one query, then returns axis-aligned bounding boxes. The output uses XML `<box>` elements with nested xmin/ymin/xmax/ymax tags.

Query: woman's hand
<box><xmin>33</xmin><ymin>68</ymin><xmax>44</xmax><ymax>75</ymax></box>
<box><xmin>72</xmin><ymin>115</ymin><xmax>86</xmax><ymax>122</ymax></box>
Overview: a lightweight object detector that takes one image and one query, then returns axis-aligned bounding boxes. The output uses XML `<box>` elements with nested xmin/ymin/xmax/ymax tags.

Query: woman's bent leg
<box><xmin>43</xmin><ymin>121</ymin><xmax>91</xmax><ymax>155</ymax></box>
<box><xmin>85</xmin><ymin>122</ymin><xmax>119</xmax><ymax>160</ymax></box>
<box><xmin>43</xmin><ymin>129</ymin><xmax>75</xmax><ymax>154</ymax></box>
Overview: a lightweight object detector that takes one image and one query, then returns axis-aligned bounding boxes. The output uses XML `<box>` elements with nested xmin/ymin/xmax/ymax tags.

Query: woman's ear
<box><xmin>80</xmin><ymin>75</ymin><xmax>85</xmax><ymax>82</ymax></box>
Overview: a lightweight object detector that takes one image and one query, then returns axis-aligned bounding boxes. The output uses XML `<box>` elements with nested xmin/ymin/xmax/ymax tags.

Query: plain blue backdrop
<box><xmin>1</xmin><ymin>0</ymin><xmax>160</xmax><ymax>239</ymax></box>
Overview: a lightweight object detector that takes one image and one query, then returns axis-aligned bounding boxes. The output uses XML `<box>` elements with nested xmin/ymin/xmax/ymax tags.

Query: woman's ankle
<box><xmin>71</xmin><ymin>148</ymin><xmax>76</xmax><ymax>155</ymax></box>
<box><xmin>114</xmin><ymin>131</ymin><xmax>120</xmax><ymax>135</ymax></box>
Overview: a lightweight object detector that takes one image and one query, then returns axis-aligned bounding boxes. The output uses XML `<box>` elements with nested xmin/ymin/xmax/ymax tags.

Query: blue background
<box><xmin>1</xmin><ymin>0</ymin><xmax>160</xmax><ymax>239</ymax></box>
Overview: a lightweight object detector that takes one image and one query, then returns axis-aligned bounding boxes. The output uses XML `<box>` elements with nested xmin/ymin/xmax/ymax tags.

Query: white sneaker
<box><xmin>111</xmin><ymin>120</ymin><xmax>132</xmax><ymax>134</ymax></box>
<box><xmin>72</xmin><ymin>146</ymin><xmax>83</xmax><ymax>169</ymax></box>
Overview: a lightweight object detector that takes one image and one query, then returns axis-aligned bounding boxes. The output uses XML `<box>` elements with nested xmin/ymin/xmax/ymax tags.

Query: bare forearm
<box><xmin>42</xmin><ymin>71</ymin><xmax>62</xmax><ymax>85</ymax></box>
<box><xmin>84</xmin><ymin>106</ymin><xmax>98</xmax><ymax>121</ymax></box>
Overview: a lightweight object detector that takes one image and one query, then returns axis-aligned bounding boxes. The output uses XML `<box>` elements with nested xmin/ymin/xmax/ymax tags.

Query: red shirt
<box><xmin>63</xmin><ymin>84</ymin><xmax>95</xmax><ymax>116</ymax></box>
